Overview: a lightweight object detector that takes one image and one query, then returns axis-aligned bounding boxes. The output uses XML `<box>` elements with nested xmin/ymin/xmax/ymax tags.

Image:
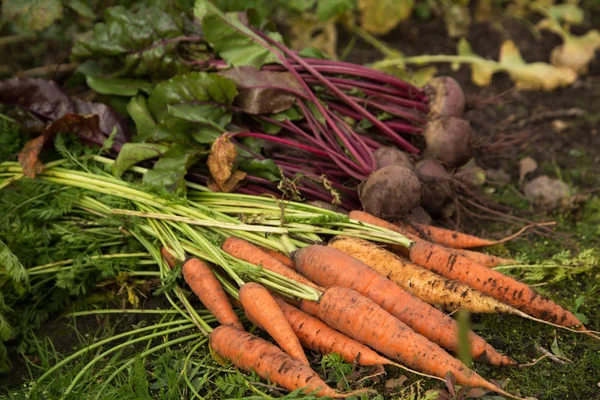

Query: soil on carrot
<box><xmin>1</xmin><ymin>7</ymin><xmax>599</xmax><ymax>400</ymax></box>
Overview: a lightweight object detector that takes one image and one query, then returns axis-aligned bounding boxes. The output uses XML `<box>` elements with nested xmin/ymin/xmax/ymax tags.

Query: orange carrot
<box><xmin>292</xmin><ymin>245</ymin><xmax>514</xmax><ymax>366</ymax></box>
<box><xmin>413</xmin><ymin>223</ymin><xmax>496</xmax><ymax>248</ymax></box>
<box><xmin>328</xmin><ymin>236</ymin><xmax>523</xmax><ymax>315</ymax></box>
<box><xmin>349</xmin><ymin>210</ymin><xmax>414</xmax><ymax>256</ymax></box>
<box><xmin>209</xmin><ymin>325</ymin><xmax>357</xmax><ymax>398</ymax></box>
<box><xmin>349</xmin><ymin>211</ymin><xmax>513</xmax><ymax>266</ymax></box>
<box><xmin>222</xmin><ymin>237</ymin><xmax>325</xmax><ymax>291</ymax></box>
<box><xmin>160</xmin><ymin>247</ymin><xmax>182</xmax><ymax>269</ymax></box>
<box><xmin>272</xmin><ymin>296</ymin><xmax>394</xmax><ymax>367</ymax></box>
<box><xmin>298</xmin><ymin>287</ymin><xmax>521</xmax><ymax>399</ymax></box>
<box><xmin>409</xmin><ymin>240</ymin><xmax>584</xmax><ymax>329</ymax></box>
<box><xmin>451</xmin><ymin>248</ymin><xmax>515</xmax><ymax>267</ymax></box>
<box><xmin>161</xmin><ymin>248</ymin><xmax>244</xmax><ymax>331</ymax></box>
<box><xmin>257</xmin><ymin>245</ymin><xmax>295</xmax><ymax>269</ymax></box>
<box><xmin>239</xmin><ymin>282</ymin><xmax>309</xmax><ymax>365</ymax></box>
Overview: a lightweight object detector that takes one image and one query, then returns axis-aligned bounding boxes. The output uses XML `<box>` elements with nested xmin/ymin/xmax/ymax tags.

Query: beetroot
<box><xmin>359</xmin><ymin>166</ymin><xmax>421</xmax><ymax>219</ymax></box>
<box><xmin>416</xmin><ymin>159</ymin><xmax>453</xmax><ymax>214</ymax></box>
<box><xmin>425</xmin><ymin>76</ymin><xmax>465</xmax><ymax>118</ymax></box>
<box><xmin>423</xmin><ymin>116</ymin><xmax>474</xmax><ymax>168</ymax></box>
<box><xmin>373</xmin><ymin>146</ymin><xmax>415</xmax><ymax>171</ymax></box>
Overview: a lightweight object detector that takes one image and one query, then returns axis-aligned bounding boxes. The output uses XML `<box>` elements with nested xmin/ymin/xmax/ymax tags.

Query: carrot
<box><xmin>349</xmin><ymin>210</ymin><xmax>415</xmax><ymax>256</ymax></box>
<box><xmin>451</xmin><ymin>248</ymin><xmax>515</xmax><ymax>267</ymax></box>
<box><xmin>209</xmin><ymin>325</ymin><xmax>359</xmax><ymax>398</ymax></box>
<box><xmin>409</xmin><ymin>240</ymin><xmax>584</xmax><ymax>329</ymax></box>
<box><xmin>298</xmin><ymin>287</ymin><xmax>521</xmax><ymax>399</ymax></box>
<box><xmin>349</xmin><ymin>211</ymin><xmax>514</xmax><ymax>267</ymax></box>
<box><xmin>222</xmin><ymin>237</ymin><xmax>325</xmax><ymax>291</ymax></box>
<box><xmin>161</xmin><ymin>248</ymin><xmax>244</xmax><ymax>331</ymax></box>
<box><xmin>328</xmin><ymin>236</ymin><xmax>524</xmax><ymax>315</ymax></box>
<box><xmin>257</xmin><ymin>245</ymin><xmax>295</xmax><ymax>268</ymax></box>
<box><xmin>412</xmin><ymin>223</ymin><xmax>496</xmax><ymax>248</ymax></box>
<box><xmin>160</xmin><ymin>247</ymin><xmax>182</xmax><ymax>269</ymax></box>
<box><xmin>292</xmin><ymin>245</ymin><xmax>514</xmax><ymax>366</ymax></box>
<box><xmin>272</xmin><ymin>296</ymin><xmax>393</xmax><ymax>367</ymax></box>
<box><xmin>239</xmin><ymin>282</ymin><xmax>309</xmax><ymax>365</ymax></box>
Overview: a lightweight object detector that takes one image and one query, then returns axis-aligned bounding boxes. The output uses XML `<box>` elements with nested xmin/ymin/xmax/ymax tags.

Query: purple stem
<box><xmin>232</xmin><ymin>132</ymin><xmax>330</xmax><ymax>157</ymax></box>
<box><xmin>247</xmin><ymin>29</ymin><xmax>376</xmax><ymax>168</ymax></box>
<box><xmin>327</xmin><ymin>102</ymin><xmax>423</xmax><ymax>135</ymax></box>
<box><xmin>255</xmin><ymin>32</ymin><xmax>421</xmax><ymax>154</ymax></box>
<box><xmin>310</xmin><ymin>76</ymin><xmax>426</xmax><ymax>103</ymax></box>
<box><xmin>296</xmin><ymin>57</ymin><xmax>425</xmax><ymax>94</ymax></box>
<box><xmin>384</xmin><ymin>120</ymin><xmax>424</xmax><ymax>134</ymax></box>
<box><xmin>264</xmin><ymin>63</ymin><xmax>427</xmax><ymax>101</ymax></box>
<box><xmin>347</xmin><ymin>95</ymin><xmax>427</xmax><ymax>125</ymax></box>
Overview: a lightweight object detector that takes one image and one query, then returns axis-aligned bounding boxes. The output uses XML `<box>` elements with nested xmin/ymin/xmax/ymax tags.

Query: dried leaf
<box><xmin>17</xmin><ymin>136</ymin><xmax>46</xmax><ymax>179</ymax></box>
<box><xmin>0</xmin><ymin>78</ymin><xmax>129</xmax><ymax>148</ymax></box>
<box><xmin>358</xmin><ymin>0</ymin><xmax>414</xmax><ymax>35</ymax></box>
<box><xmin>219</xmin><ymin>67</ymin><xmax>304</xmax><ymax>114</ymax></box>
<box><xmin>219</xmin><ymin>170</ymin><xmax>247</xmax><ymax>193</ymax></box>
<box><xmin>384</xmin><ymin>375</ymin><xmax>408</xmax><ymax>392</ymax></box>
<box><xmin>550</xmin><ymin>30</ymin><xmax>600</xmax><ymax>75</ymax></box>
<box><xmin>18</xmin><ymin>114</ymin><xmax>104</xmax><ymax>178</ymax></box>
<box><xmin>499</xmin><ymin>40</ymin><xmax>578</xmax><ymax>90</ymax></box>
<box><xmin>456</xmin><ymin>39</ymin><xmax>495</xmax><ymax>87</ymax></box>
<box><xmin>519</xmin><ymin>156</ymin><xmax>538</xmax><ymax>185</ymax></box>
<box><xmin>288</xmin><ymin>15</ymin><xmax>338</xmax><ymax>59</ymax></box>
<box><xmin>206</xmin><ymin>176</ymin><xmax>222</xmax><ymax>192</ymax></box>
<box><xmin>207</xmin><ymin>135</ymin><xmax>237</xmax><ymax>189</ymax></box>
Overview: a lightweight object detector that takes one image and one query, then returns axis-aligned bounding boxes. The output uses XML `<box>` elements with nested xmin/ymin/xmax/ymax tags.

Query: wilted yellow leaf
<box><xmin>457</xmin><ymin>38</ymin><xmax>495</xmax><ymax>87</ymax></box>
<box><xmin>358</xmin><ymin>0</ymin><xmax>414</xmax><ymax>35</ymax></box>
<box><xmin>499</xmin><ymin>40</ymin><xmax>577</xmax><ymax>90</ymax></box>
<box><xmin>289</xmin><ymin>15</ymin><xmax>338</xmax><ymax>59</ymax></box>
<box><xmin>550</xmin><ymin>30</ymin><xmax>600</xmax><ymax>75</ymax></box>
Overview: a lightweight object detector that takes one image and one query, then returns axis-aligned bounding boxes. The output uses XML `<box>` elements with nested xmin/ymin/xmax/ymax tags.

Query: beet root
<box><xmin>359</xmin><ymin>166</ymin><xmax>421</xmax><ymax>219</ymax></box>
<box><xmin>423</xmin><ymin>116</ymin><xmax>474</xmax><ymax>168</ymax></box>
<box><xmin>425</xmin><ymin>76</ymin><xmax>465</xmax><ymax>118</ymax></box>
<box><xmin>373</xmin><ymin>146</ymin><xmax>415</xmax><ymax>171</ymax></box>
<box><xmin>416</xmin><ymin>159</ymin><xmax>453</xmax><ymax>214</ymax></box>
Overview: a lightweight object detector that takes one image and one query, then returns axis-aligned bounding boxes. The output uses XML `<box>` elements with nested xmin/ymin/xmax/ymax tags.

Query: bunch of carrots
<box><xmin>161</xmin><ymin>220</ymin><xmax>592</xmax><ymax>397</ymax></box>
<box><xmin>1</xmin><ymin>157</ymin><xmax>596</xmax><ymax>399</ymax></box>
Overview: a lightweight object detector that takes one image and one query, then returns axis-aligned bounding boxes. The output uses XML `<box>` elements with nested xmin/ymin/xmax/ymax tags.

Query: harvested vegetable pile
<box><xmin>1</xmin><ymin>1</ymin><xmax>599</xmax><ymax>399</ymax></box>
<box><xmin>0</xmin><ymin>154</ymin><xmax>596</xmax><ymax>398</ymax></box>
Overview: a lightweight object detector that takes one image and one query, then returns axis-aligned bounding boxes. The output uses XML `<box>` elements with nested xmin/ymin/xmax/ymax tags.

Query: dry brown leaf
<box><xmin>219</xmin><ymin>170</ymin><xmax>247</xmax><ymax>192</ymax></box>
<box><xmin>207</xmin><ymin>135</ymin><xmax>237</xmax><ymax>189</ymax></box>
<box><xmin>206</xmin><ymin>176</ymin><xmax>222</xmax><ymax>193</ymax></box>
<box><xmin>206</xmin><ymin>170</ymin><xmax>247</xmax><ymax>193</ymax></box>
<box><xmin>18</xmin><ymin>113</ymin><xmax>103</xmax><ymax>178</ymax></box>
<box><xmin>18</xmin><ymin>135</ymin><xmax>46</xmax><ymax>178</ymax></box>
